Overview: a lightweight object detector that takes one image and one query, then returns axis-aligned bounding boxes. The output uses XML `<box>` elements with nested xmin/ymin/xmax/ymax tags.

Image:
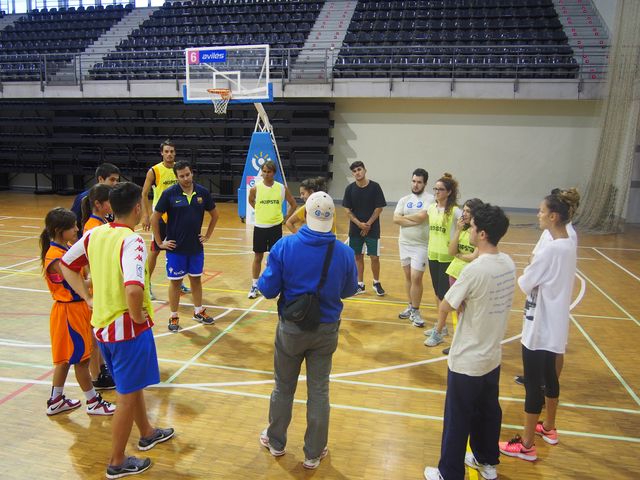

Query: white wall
<box><xmin>330</xmin><ymin>98</ymin><xmax>602</xmax><ymax>210</ymax></box>
<box><xmin>592</xmin><ymin>0</ymin><xmax>618</xmax><ymax>34</ymax></box>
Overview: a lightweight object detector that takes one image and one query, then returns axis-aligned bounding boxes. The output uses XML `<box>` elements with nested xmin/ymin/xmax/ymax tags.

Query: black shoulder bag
<box><xmin>280</xmin><ymin>241</ymin><xmax>335</xmax><ymax>331</ymax></box>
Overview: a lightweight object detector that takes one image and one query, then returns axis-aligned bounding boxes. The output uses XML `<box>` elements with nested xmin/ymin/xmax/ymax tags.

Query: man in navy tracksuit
<box><xmin>257</xmin><ymin>191</ymin><xmax>358</xmax><ymax>470</ymax></box>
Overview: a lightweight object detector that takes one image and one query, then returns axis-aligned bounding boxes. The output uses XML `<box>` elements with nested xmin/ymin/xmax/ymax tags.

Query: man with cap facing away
<box><xmin>257</xmin><ymin>192</ymin><xmax>358</xmax><ymax>470</ymax></box>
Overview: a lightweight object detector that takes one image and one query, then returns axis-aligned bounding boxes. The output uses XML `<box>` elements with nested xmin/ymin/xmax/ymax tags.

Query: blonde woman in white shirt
<box><xmin>499</xmin><ymin>188</ymin><xmax>580</xmax><ymax>462</ymax></box>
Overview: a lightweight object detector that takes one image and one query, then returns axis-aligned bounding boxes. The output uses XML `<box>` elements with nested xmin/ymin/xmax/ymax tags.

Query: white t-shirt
<box><xmin>394</xmin><ymin>192</ymin><xmax>434</xmax><ymax>246</ymax></box>
<box><xmin>533</xmin><ymin>222</ymin><xmax>577</xmax><ymax>255</ymax></box>
<box><xmin>444</xmin><ymin>252</ymin><xmax>517</xmax><ymax>377</ymax></box>
<box><xmin>519</xmin><ymin>238</ymin><xmax>577</xmax><ymax>354</ymax></box>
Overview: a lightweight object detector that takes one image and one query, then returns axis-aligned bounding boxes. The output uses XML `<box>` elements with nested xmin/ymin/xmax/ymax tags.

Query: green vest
<box><xmin>427</xmin><ymin>204</ymin><xmax>456</xmax><ymax>263</ymax></box>
<box><xmin>87</xmin><ymin>224</ymin><xmax>153</xmax><ymax>329</ymax></box>
<box><xmin>446</xmin><ymin>229</ymin><xmax>475</xmax><ymax>279</ymax></box>
<box><xmin>255</xmin><ymin>181</ymin><xmax>284</xmax><ymax>226</ymax></box>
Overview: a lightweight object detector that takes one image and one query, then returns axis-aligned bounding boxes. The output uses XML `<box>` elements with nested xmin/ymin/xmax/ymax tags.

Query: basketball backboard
<box><xmin>183</xmin><ymin>44</ymin><xmax>272</xmax><ymax>105</ymax></box>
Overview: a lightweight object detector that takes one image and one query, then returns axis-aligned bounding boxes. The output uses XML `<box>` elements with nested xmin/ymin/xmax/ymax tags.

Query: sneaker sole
<box><xmin>424</xmin><ymin>339</ymin><xmax>444</xmax><ymax>347</ymax></box>
<box><xmin>138</xmin><ymin>430</ymin><xmax>175</xmax><ymax>451</ymax></box>
<box><xmin>105</xmin><ymin>462</ymin><xmax>151</xmax><ymax>479</ymax></box>
<box><xmin>412</xmin><ymin>322</ymin><xmax>425</xmax><ymax>328</ymax></box>
<box><xmin>46</xmin><ymin>403</ymin><xmax>81</xmax><ymax>416</ymax></box>
<box><xmin>536</xmin><ymin>432</ymin><xmax>559</xmax><ymax>445</ymax></box>
<box><xmin>87</xmin><ymin>406</ymin><xmax>116</xmax><ymax>416</ymax></box>
<box><xmin>499</xmin><ymin>448</ymin><xmax>537</xmax><ymax>461</ymax></box>
<box><xmin>93</xmin><ymin>384</ymin><xmax>117</xmax><ymax>391</ymax></box>
<box><xmin>259</xmin><ymin>436</ymin><xmax>285</xmax><ymax>457</ymax></box>
<box><xmin>464</xmin><ymin>458</ymin><xmax>497</xmax><ymax>480</ymax></box>
<box><xmin>303</xmin><ymin>448</ymin><xmax>328</xmax><ymax>469</ymax></box>
<box><xmin>192</xmin><ymin>316</ymin><xmax>215</xmax><ymax>325</ymax></box>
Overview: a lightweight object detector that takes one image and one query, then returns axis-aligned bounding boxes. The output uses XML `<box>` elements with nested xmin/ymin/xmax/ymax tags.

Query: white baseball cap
<box><xmin>305</xmin><ymin>191</ymin><xmax>334</xmax><ymax>233</ymax></box>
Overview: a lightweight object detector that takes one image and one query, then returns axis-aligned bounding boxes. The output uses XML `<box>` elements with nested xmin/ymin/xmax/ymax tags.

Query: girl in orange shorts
<box><xmin>41</xmin><ymin>207</ymin><xmax>115</xmax><ymax>416</ymax></box>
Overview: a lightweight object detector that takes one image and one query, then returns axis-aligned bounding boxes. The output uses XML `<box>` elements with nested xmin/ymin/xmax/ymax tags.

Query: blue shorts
<box><xmin>99</xmin><ymin>329</ymin><xmax>160</xmax><ymax>395</ymax></box>
<box><xmin>166</xmin><ymin>251</ymin><xmax>204</xmax><ymax>280</ymax></box>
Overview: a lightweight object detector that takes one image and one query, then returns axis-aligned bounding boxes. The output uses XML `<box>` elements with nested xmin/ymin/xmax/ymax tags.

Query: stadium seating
<box><xmin>0</xmin><ymin>4</ymin><xmax>131</xmax><ymax>81</ymax></box>
<box><xmin>89</xmin><ymin>0</ymin><xmax>323</xmax><ymax>80</ymax></box>
<box><xmin>335</xmin><ymin>0</ymin><xmax>578</xmax><ymax>79</ymax></box>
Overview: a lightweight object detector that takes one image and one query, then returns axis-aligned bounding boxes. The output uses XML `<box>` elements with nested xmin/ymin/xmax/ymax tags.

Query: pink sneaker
<box><xmin>498</xmin><ymin>435</ymin><xmax>537</xmax><ymax>461</ymax></box>
<box><xmin>535</xmin><ymin>421</ymin><xmax>559</xmax><ymax>445</ymax></box>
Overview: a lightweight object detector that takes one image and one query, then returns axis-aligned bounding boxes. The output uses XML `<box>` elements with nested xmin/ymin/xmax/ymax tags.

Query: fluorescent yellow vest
<box><xmin>446</xmin><ymin>229</ymin><xmax>475</xmax><ymax>279</ymax></box>
<box><xmin>87</xmin><ymin>224</ymin><xmax>153</xmax><ymax>329</ymax></box>
<box><xmin>427</xmin><ymin>204</ymin><xmax>456</xmax><ymax>263</ymax></box>
<box><xmin>152</xmin><ymin>162</ymin><xmax>177</xmax><ymax>223</ymax></box>
<box><xmin>255</xmin><ymin>181</ymin><xmax>284</xmax><ymax>226</ymax></box>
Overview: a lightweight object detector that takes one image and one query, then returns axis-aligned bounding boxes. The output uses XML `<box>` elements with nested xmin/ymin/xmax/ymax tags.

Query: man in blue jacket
<box><xmin>258</xmin><ymin>191</ymin><xmax>358</xmax><ymax>470</ymax></box>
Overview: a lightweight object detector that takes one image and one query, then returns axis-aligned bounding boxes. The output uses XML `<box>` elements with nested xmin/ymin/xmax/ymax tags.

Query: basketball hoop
<box><xmin>207</xmin><ymin>88</ymin><xmax>232</xmax><ymax>115</ymax></box>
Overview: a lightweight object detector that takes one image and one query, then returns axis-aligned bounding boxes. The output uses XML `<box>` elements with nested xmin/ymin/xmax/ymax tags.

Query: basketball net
<box><xmin>207</xmin><ymin>88</ymin><xmax>232</xmax><ymax>115</ymax></box>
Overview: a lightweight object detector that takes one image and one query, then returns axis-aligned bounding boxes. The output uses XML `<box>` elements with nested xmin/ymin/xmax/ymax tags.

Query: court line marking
<box><xmin>0</xmin><ymin>257</ymin><xmax>39</xmax><ymax>270</ymax></box>
<box><xmin>577</xmin><ymin>267</ymin><xmax>640</xmax><ymax>327</ymax></box>
<box><xmin>0</xmin><ymin>236</ymin><xmax>38</xmax><ymax>247</ymax></box>
<box><xmin>5</xmin><ymin>372</ymin><xmax>638</xmax><ymax>446</ymax></box>
<box><xmin>570</xmin><ymin>313</ymin><xmax>640</xmax><ymax>407</ymax></box>
<box><xmin>2</xmin><ymin>358</ymin><xmax>638</xmax><ymax>416</ymax></box>
<box><xmin>20</xmin><ymin>225</ymin><xmax>40</xmax><ymax>229</ymax></box>
<box><xmin>592</xmin><ymin>247</ymin><xmax>640</xmax><ymax>283</ymax></box>
<box><xmin>165</xmin><ymin>297</ymin><xmax>265</xmax><ymax>383</ymax></box>
<box><xmin>0</xmin><ymin>264</ymin><xmax>41</xmax><ymax>282</ymax></box>
<box><xmin>3</xmin><ymin>216</ymin><xmax>640</xmax><ymax>251</ymax></box>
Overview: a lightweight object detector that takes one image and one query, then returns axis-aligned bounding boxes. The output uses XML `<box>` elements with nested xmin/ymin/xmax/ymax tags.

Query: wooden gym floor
<box><xmin>0</xmin><ymin>191</ymin><xmax>638</xmax><ymax>479</ymax></box>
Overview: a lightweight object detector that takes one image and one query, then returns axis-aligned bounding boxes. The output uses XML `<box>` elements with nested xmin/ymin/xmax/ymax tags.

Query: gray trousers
<box><xmin>266</xmin><ymin>319</ymin><xmax>340</xmax><ymax>459</ymax></box>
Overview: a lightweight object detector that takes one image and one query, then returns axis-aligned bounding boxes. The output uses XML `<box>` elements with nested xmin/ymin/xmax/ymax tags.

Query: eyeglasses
<box><xmin>433</xmin><ymin>187</ymin><xmax>447</xmax><ymax>192</ymax></box>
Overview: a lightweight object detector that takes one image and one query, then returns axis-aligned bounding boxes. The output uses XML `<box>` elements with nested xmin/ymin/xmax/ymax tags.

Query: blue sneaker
<box><xmin>138</xmin><ymin>427</ymin><xmax>175</xmax><ymax>451</ymax></box>
<box><xmin>106</xmin><ymin>456</ymin><xmax>151</xmax><ymax>479</ymax></box>
<box><xmin>180</xmin><ymin>283</ymin><xmax>191</xmax><ymax>294</ymax></box>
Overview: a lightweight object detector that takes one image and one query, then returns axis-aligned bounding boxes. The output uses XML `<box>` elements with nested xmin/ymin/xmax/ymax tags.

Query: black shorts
<box><xmin>428</xmin><ymin>259</ymin><xmax>451</xmax><ymax>301</ymax></box>
<box><xmin>253</xmin><ymin>225</ymin><xmax>282</xmax><ymax>253</ymax></box>
<box><xmin>151</xmin><ymin>219</ymin><xmax>167</xmax><ymax>252</ymax></box>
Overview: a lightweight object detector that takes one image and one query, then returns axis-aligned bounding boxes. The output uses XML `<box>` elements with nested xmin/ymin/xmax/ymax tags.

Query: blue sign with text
<box><xmin>199</xmin><ymin>50</ymin><xmax>227</xmax><ymax>64</ymax></box>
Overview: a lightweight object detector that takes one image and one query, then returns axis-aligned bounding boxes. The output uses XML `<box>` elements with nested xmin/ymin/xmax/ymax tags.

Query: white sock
<box><xmin>171</xmin><ymin>312</ymin><xmax>179</xmax><ymax>318</ymax></box>
<box><xmin>51</xmin><ymin>386</ymin><xmax>64</xmax><ymax>400</ymax></box>
<box><xmin>358</xmin><ymin>282</ymin><xmax>365</xmax><ymax>287</ymax></box>
<box><xmin>373</xmin><ymin>279</ymin><xmax>380</xmax><ymax>284</ymax></box>
<box><xmin>195</xmin><ymin>306</ymin><xmax>204</xmax><ymax>314</ymax></box>
<box><xmin>84</xmin><ymin>388</ymin><xmax>97</xmax><ymax>401</ymax></box>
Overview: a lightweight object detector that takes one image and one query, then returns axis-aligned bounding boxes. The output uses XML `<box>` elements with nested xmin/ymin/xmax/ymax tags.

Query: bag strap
<box><xmin>316</xmin><ymin>240</ymin><xmax>335</xmax><ymax>294</ymax></box>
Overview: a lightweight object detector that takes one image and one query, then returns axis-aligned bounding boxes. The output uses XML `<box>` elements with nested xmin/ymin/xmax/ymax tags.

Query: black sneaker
<box><xmin>372</xmin><ymin>282</ymin><xmax>385</xmax><ymax>296</ymax></box>
<box><xmin>442</xmin><ymin>347</ymin><xmax>450</xmax><ymax>355</ymax></box>
<box><xmin>355</xmin><ymin>284</ymin><xmax>365</xmax><ymax>295</ymax></box>
<box><xmin>138</xmin><ymin>427</ymin><xmax>175</xmax><ymax>451</ymax></box>
<box><xmin>93</xmin><ymin>372</ymin><xmax>116</xmax><ymax>391</ymax></box>
<box><xmin>193</xmin><ymin>308</ymin><xmax>215</xmax><ymax>325</ymax></box>
<box><xmin>106</xmin><ymin>456</ymin><xmax>151</xmax><ymax>479</ymax></box>
<box><xmin>514</xmin><ymin>375</ymin><xmax>525</xmax><ymax>386</ymax></box>
<box><xmin>168</xmin><ymin>316</ymin><xmax>180</xmax><ymax>332</ymax></box>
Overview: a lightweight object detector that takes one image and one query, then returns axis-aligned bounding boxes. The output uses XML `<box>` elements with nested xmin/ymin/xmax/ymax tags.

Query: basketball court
<box><xmin>0</xmin><ymin>192</ymin><xmax>638</xmax><ymax>479</ymax></box>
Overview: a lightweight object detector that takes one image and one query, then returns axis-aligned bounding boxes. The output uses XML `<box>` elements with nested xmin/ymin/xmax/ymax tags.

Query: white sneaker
<box><xmin>398</xmin><ymin>305</ymin><xmax>413</xmax><ymax>319</ymax></box>
<box><xmin>410</xmin><ymin>309</ymin><xmax>425</xmax><ymax>327</ymax></box>
<box><xmin>424</xmin><ymin>330</ymin><xmax>445</xmax><ymax>347</ymax></box>
<box><xmin>303</xmin><ymin>447</ymin><xmax>328</xmax><ymax>469</ymax></box>
<box><xmin>423</xmin><ymin>467</ymin><xmax>444</xmax><ymax>480</ymax></box>
<box><xmin>259</xmin><ymin>428</ymin><xmax>285</xmax><ymax>457</ymax></box>
<box><xmin>46</xmin><ymin>394</ymin><xmax>81</xmax><ymax>416</ymax></box>
<box><xmin>424</xmin><ymin>325</ymin><xmax>449</xmax><ymax>337</ymax></box>
<box><xmin>248</xmin><ymin>285</ymin><xmax>260</xmax><ymax>299</ymax></box>
<box><xmin>86</xmin><ymin>394</ymin><xmax>116</xmax><ymax>416</ymax></box>
<box><xmin>464</xmin><ymin>452</ymin><xmax>497</xmax><ymax>480</ymax></box>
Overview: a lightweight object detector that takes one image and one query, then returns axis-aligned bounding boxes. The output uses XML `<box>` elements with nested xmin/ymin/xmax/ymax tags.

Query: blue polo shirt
<box><xmin>154</xmin><ymin>183</ymin><xmax>215</xmax><ymax>255</ymax></box>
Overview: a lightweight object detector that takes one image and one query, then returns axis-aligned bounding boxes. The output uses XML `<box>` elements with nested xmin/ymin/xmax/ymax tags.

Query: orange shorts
<box><xmin>50</xmin><ymin>301</ymin><xmax>93</xmax><ymax>365</ymax></box>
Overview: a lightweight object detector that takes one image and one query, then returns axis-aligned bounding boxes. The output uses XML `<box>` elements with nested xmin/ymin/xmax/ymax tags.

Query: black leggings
<box><xmin>428</xmin><ymin>259</ymin><xmax>451</xmax><ymax>301</ymax></box>
<box><xmin>522</xmin><ymin>345</ymin><xmax>560</xmax><ymax>414</ymax></box>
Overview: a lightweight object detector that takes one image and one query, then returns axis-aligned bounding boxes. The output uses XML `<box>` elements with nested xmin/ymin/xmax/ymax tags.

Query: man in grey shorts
<box><xmin>257</xmin><ymin>192</ymin><xmax>358</xmax><ymax>470</ymax></box>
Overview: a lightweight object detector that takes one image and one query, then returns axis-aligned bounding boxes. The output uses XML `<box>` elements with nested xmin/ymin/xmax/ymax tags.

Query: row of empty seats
<box><xmin>337</xmin><ymin>0</ymin><xmax>575</xmax><ymax>79</ymax></box>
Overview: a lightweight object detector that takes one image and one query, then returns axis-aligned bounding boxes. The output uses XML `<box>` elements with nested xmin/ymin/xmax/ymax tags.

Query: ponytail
<box><xmin>81</xmin><ymin>195</ymin><xmax>91</xmax><ymax>227</ymax></box>
<box><xmin>81</xmin><ymin>183</ymin><xmax>112</xmax><ymax>226</ymax></box>
<box><xmin>40</xmin><ymin>207</ymin><xmax>77</xmax><ymax>269</ymax></box>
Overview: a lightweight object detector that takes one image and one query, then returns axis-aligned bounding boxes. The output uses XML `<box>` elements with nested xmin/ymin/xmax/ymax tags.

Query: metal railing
<box><xmin>0</xmin><ymin>44</ymin><xmax>610</xmax><ymax>93</ymax></box>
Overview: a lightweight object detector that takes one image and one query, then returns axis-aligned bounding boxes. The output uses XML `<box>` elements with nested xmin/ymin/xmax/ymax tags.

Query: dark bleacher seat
<box><xmin>338</xmin><ymin>0</ymin><xmax>576</xmax><ymax>80</ymax></box>
<box><xmin>0</xmin><ymin>5</ymin><xmax>131</xmax><ymax>82</ymax></box>
<box><xmin>90</xmin><ymin>0</ymin><xmax>323</xmax><ymax>80</ymax></box>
